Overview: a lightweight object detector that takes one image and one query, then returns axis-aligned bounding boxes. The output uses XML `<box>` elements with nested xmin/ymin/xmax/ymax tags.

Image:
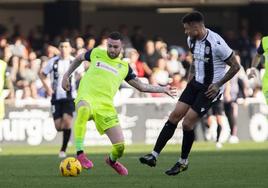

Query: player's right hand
<box><xmin>62</xmin><ymin>74</ymin><xmax>70</xmax><ymax>91</ymax></box>
<box><xmin>164</xmin><ymin>86</ymin><xmax>178</xmax><ymax>99</ymax></box>
<box><xmin>248</xmin><ymin>68</ymin><xmax>257</xmax><ymax>79</ymax></box>
<box><xmin>46</xmin><ymin>88</ymin><xmax>53</xmax><ymax>96</ymax></box>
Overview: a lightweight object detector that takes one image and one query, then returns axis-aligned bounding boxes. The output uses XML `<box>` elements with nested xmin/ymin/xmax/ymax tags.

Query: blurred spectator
<box><xmin>140</xmin><ymin>40</ymin><xmax>162</xmax><ymax>75</ymax></box>
<box><xmin>250</xmin><ymin>32</ymin><xmax>264</xmax><ymax>70</ymax></box>
<box><xmin>154</xmin><ymin>36</ymin><xmax>168</xmax><ymax>59</ymax></box>
<box><xmin>98</xmin><ymin>35</ymin><xmax>108</xmax><ymax>50</ymax></box>
<box><xmin>24</xmin><ymin>51</ymin><xmax>40</xmax><ymax>98</ymax></box>
<box><xmin>170</xmin><ymin>72</ymin><xmax>187</xmax><ymax>96</ymax></box>
<box><xmin>152</xmin><ymin>58</ymin><xmax>169</xmax><ymax>86</ymax></box>
<box><xmin>0</xmin><ymin>57</ymin><xmax>7</xmax><ymax>119</ymax></box>
<box><xmin>85</xmin><ymin>36</ymin><xmax>96</xmax><ymax>51</ymax></box>
<box><xmin>118</xmin><ymin>24</ymin><xmax>133</xmax><ymax>50</ymax></box>
<box><xmin>74</xmin><ymin>37</ymin><xmax>87</xmax><ymax>56</ymax></box>
<box><xmin>11</xmin><ymin>24</ymin><xmax>22</xmax><ymax>39</ymax></box>
<box><xmin>83</xmin><ymin>24</ymin><xmax>96</xmax><ymax>40</ymax></box>
<box><xmin>10</xmin><ymin>37</ymin><xmax>28</xmax><ymax>58</ymax></box>
<box><xmin>15</xmin><ymin>58</ymin><xmax>32</xmax><ymax>99</ymax></box>
<box><xmin>223</xmin><ymin>29</ymin><xmax>238</xmax><ymax>50</ymax></box>
<box><xmin>166</xmin><ymin>48</ymin><xmax>186</xmax><ymax>77</ymax></box>
<box><xmin>128</xmin><ymin>48</ymin><xmax>152</xmax><ymax>77</ymax></box>
<box><xmin>28</xmin><ymin>26</ymin><xmax>44</xmax><ymax>52</ymax></box>
<box><xmin>237</xmin><ymin>28</ymin><xmax>251</xmax><ymax>70</ymax></box>
<box><xmin>128</xmin><ymin>48</ymin><xmax>146</xmax><ymax>77</ymax></box>
<box><xmin>131</xmin><ymin>25</ymin><xmax>146</xmax><ymax>53</ymax></box>
<box><xmin>0</xmin><ymin>37</ymin><xmax>8</xmax><ymax>58</ymax></box>
<box><xmin>44</xmin><ymin>44</ymin><xmax>60</xmax><ymax>58</ymax></box>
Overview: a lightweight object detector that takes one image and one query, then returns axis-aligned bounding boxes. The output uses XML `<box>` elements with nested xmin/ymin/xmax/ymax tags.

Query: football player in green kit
<box><xmin>62</xmin><ymin>31</ymin><xmax>176</xmax><ymax>176</ymax></box>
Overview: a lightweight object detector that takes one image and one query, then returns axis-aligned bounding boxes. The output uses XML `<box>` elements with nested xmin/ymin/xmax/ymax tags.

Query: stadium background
<box><xmin>1</xmin><ymin>0</ymin><xmax>268</xmax><ymax>145</ymax></box>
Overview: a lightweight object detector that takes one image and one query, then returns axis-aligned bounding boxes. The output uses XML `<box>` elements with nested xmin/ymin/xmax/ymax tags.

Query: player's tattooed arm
<box><xmin>62</xmin><ymin>53</ymin><xmax>85</xmax><ymax>91</ymax></box>
<box><xmin>217</xmin><ymin>53</ymin><xmax>240</xmax><ymax>87</ymax></box>
<box><xmin>65</xmin><ymin>53</ymin><xmax>85</xmax><ymax>78</ymax></box>
<box><xmin>205</xmin><ymin>52</ymin><xmax>240</xmax><ymax>99</ymax></box>
<box><xmin>127</xmin><ymin>77</ymin><xmax>177</xmax><ymax>98</ymax></box>
<box><xmin>188</xmin><ymin>63</ymin><xmax>195</xmax><ymax>82</ymax></box>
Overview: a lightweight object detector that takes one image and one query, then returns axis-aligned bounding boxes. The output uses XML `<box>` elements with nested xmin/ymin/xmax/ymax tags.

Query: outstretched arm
<box><xmin>62</xmin><ymin>53</ymin><xmax>86</xmax><ymax>91</ymax></box>
<box><xmin>39</xmin><ymin>72</ymin><xmax>53</xmax><ymax>96</ymax></box>
<box><xmin>187</xmin><ymin>62</ymin><xmax>195</xmax><ymax>82</ymax></box>
<box><xmin>127</xmin><ymin>77</ymin><xmax>177</xmax><ymax>98</ymax></box>
<box><xmin>65</xmin><ymin>53</ymin><xmax>85</xmax><ymax>78</ymax></box>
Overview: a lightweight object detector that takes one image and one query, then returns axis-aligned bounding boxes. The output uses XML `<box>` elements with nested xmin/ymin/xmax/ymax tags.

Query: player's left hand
<box><xmin>248</xmin><ymin>67</ymin><xmax>257</xmax><ymax>79</ymax></box>
<box><xmin>205</xmin><ymin>83</ymin><xmax>220</xmax><ymax>99</ymax></box>
<box><xmin>62</xmin><ymin>74</ymin><xmax>71</xmax><ymax>91</ymax></box>
<box><xmin>164</xmin><ymin>85</ymin><xmax>178</xmax><ymax>99</ymax></box>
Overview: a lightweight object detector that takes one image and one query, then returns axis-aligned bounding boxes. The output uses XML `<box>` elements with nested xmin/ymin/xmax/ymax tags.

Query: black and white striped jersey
<box><xmin>43</xmin><ymin>55</ymin><xmax>76</xmax><ymax>101</ymax></box>
<box><xmin>187</xmin><ymin>28</ymin><xmax>233</xmax><ymax>92</ymax></box>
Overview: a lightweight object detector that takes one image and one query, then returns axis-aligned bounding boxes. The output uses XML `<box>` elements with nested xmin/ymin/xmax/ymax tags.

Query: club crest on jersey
<box><xmin>205</xmin><ymin>46</ymin><xmax>210</xmax><ymax>55</ymax></box>
<box><xmin>117</xmin><ymin>63</ymin><xmax>122</xmax><ymax>68</ymax></box>
<box><xmin>96</xmin><ymin>61</ymin><xmax>118</xmax><ymax>75</ymax></box>
<box><xmin>190</xmin><ymin>43</ymin><xmax>194</xmax><ymax>48</ymax></box>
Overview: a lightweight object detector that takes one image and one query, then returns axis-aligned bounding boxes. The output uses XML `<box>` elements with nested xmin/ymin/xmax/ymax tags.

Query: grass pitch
<box><xmin>0</xmin><ymin>142</ymin><xmax>267</xmax><ymax>188</ymax></box>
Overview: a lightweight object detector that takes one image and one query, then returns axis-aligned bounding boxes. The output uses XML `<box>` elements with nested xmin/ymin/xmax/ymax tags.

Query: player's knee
<box><xmin>169</xmin><ymin>111</ymin><xmax>182</xmax><ymax>124</ymax></box>
<box><xmin>78</xmin><ymin>106</ymin><xmax>90</xmax><ymax>115</ymax></box>
<box><xmin>182</xmin><ymin>119</ymin><xmax>194</xmax><ymax>131</ymax></box>
<box><xmin>113</xmin><ymin>142</ymin><xmax>125</xmax><ymax>158</ymax></box>
<box><xmin>76</xmin><ymin>106</ymin><xmax>90</xmax><ymax>124</ymax></box>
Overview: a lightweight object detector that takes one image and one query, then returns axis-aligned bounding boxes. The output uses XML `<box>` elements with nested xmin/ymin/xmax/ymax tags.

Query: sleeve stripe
<box><xmin>84</xmin><ymin>50</ymin><xmax>92</xmax><ymax>61</ymax></box>
<box><xmin>224</xmin><ymin>51</ymin><xmax>233</xmax><ymax>62</ymax></box>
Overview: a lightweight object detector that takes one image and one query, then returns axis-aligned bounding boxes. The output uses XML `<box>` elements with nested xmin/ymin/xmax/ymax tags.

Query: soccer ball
<box><xmin>59</xmin><ymin>157</ymin><xmax>82</xmax><ymax>177</ymax></box>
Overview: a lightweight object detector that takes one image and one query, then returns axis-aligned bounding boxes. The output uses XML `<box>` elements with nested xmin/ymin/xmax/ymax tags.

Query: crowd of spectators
<box><xmin>0</xmin><ymin>24</ymin><xmax>265</xmax><ymax>102</ymax></box>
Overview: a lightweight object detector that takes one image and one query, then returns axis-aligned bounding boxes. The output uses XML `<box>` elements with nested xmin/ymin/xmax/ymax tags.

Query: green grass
<box><xmin>0</xmin><ymin>142</ymin><xmax>268</xmax><ymax>188</ymax></box>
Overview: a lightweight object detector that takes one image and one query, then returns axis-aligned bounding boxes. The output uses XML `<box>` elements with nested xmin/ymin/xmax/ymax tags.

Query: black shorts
<box><xmin>51</xmin><ymin>99</ymin><xmax>75</xmax><ymax>120</ymax></box>
<box><xmin>207</xmin><ymin>100</ymin><xmax>223</xmax><ymax>116</ymax></box>
<box><xmin>179</xmin><ymin>79</ymin><xmax>221</xmax><ymax>117</ymax></box>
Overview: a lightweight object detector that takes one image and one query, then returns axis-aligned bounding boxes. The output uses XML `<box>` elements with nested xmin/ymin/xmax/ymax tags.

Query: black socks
<box><xmin>216</xmin><ymin>124</ymin><xmax>222</xmax><ymax>142</ymax></box>
<box><xmin>153</xmin><ymin>120</ymin><xmax>177</xmax><ymax>154</ymax></box>
<box><xmin>181</xmin><ymin>130</ymin><xmax>195</xmax><ymax>159</ymax></box>
<box><xmin>61</xmin><ymin>129</ymin><xmax>71</xmax><ymax>152</ymax></box>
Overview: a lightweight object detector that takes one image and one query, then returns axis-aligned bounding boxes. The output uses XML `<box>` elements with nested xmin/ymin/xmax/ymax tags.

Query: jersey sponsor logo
<box><xmin>193</xmin><ymin>54</ymin><xmax>210</xmax><ymax>63</ymax></box>
<box><xmin>205</xmin><ymin>46</ymin><xmax>211</xmax><ymax>55</ymax></box>
<box><xmin>96</xmin><ymin>61</ymin><xmax>118</xmax><ymax>75</ymax></box>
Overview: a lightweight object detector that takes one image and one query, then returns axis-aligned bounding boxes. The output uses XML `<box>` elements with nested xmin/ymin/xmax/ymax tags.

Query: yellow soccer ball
<box><xmin>59</xmin><ymin>157</ymin><xmax>82</xmax><ymax>177</ymax></box>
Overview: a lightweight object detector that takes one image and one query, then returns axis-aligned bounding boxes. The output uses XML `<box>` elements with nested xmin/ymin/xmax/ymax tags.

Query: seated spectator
<box><xmin>152</xmin><ymin>58</ymin><xmax>169</xmax><ymax>86</ymax></box>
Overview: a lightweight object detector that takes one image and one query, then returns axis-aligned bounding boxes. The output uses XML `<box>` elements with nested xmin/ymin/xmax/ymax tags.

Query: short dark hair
<box><xmin>59</xmin><ymin>38</ymin><xmax>71</xmax><ymax>44</ymax></box>
<box><xmin>58</xmin><ymin>38</ymin><xmax>72</xmax><ymax>48</ymax></box>
<box><xmin>182</xmin><ymin>11</ymin><xmax>204</xmax><ymax>24</ymax></box>
<box><xmin>108</xmin><ymin>31</ymin><xmax>122</xmax><ymax>40</ymax></box>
